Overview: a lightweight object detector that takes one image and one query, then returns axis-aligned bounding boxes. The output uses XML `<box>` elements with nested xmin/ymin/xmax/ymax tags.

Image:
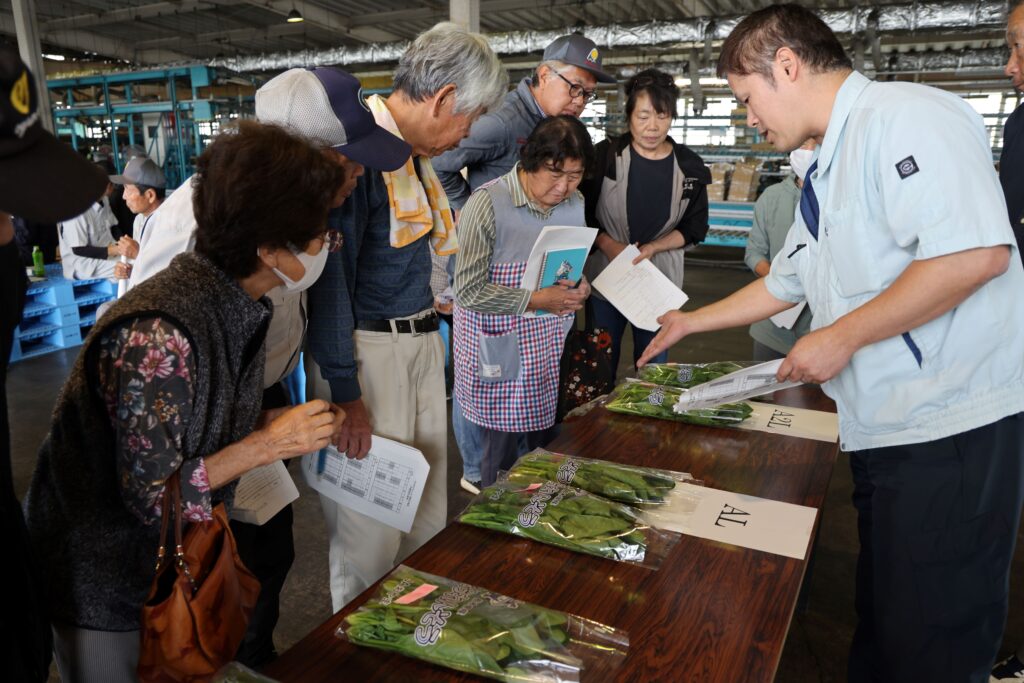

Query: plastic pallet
<box><xmin>10</xmin><ymin>271</ymin><xmax>114</xmax><ymax>364</ymax></box>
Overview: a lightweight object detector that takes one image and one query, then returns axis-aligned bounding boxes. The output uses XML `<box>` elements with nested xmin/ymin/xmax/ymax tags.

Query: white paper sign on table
<box><xmin>734</xmin><ymin>403</ymin><xmax>839</xmax><ymax>442</ymax></box>
<box><xmin>673</xmin><ymin>358</ymin><xmax>802</xmax><ymax>412</ymax></box>
<box><xmin>592</xmin><ymin>244</ymin><xmax>689</xmax><ymax>331</ymax></box>
<box><xmin>229</xmin><ymin>460</ymin><xmax>300</xmax><ymax>526</ymax></box>
<box><xmin>769</xmin><ymin>300</ymin><xmax>807</xmax><ymax>329</ymax></box>
<box><xmin>670</xmin><ymin>483</ymin><xmax>818</xmax><ymax>560</ymax></box>
<box><xmin>301</xmin><ymin>436</ymin><xmax>429</xmax><ymax>533</ymax></box>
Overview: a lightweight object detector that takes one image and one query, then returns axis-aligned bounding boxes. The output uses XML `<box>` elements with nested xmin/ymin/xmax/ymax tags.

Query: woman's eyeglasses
<box><xmin>554</xmin><ymin>72</ymin><xmax>597</xmax><ymax>104</ymax></box>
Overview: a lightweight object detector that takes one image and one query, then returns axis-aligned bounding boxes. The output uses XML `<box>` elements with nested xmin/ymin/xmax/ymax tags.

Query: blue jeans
<box><xmin>588</xmin><ymin>296</ymin><xmax>667</xmax><ymax>381</ymax></box>
<box><xmin>452</xmin><ymin>393</ymin><xmax>482</xmax><ymax>482</ymax></box>
<box><xmin>453</xmin><ymin>392</ymin><xmax>529</xmax><ymax>483</ymax></box>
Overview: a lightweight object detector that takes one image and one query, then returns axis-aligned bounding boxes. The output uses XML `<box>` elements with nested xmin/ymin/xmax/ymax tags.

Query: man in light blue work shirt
<box><xmin>638</xmin><ymin>5</ymin><xmax>1024</xmax><ymax>681</ymax></box>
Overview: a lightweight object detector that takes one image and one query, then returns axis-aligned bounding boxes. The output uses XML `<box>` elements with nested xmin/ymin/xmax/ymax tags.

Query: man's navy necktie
<box><xmin>799</xmin><ymin>160</ymin><xmax>820</xmax><ymax>240</ymax></box>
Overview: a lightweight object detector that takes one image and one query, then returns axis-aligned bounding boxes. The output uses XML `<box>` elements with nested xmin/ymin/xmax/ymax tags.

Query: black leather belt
<box><xmin>356</xmin><ymin>312</ymin><xmax>440</xmax><ymax>335</ymax></box>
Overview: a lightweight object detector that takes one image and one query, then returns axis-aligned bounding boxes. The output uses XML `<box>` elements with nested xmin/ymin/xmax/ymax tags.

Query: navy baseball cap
<box><xmin>543</xmin><ymin>34</ymin><xmax>616</xmax><ymax>84</ymax></box>
<box><xmin>0</xmin><ymin>46</ymin><xmax>107</xmax><ymax>222</ymax></box>
<box><xmin>255</xmin><ymin>66</ymin><xmax>411</xmax><ymax>171</ymax></box>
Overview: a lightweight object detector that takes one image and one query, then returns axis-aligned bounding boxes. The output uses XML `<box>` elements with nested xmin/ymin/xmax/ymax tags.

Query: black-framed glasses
<box><xmin>554</xmin><ymin>72</ymin><xmax>597</xmax><ymax>103</ymax></box>
<box><xmin>325</xmin><ymin>229</ymin><xmax>344</xmax><ymax>253</ymax></box>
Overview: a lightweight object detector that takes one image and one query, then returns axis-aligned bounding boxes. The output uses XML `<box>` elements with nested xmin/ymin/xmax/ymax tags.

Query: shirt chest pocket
<box><xmin>821</xmin><ymin>204</ymin><xmax>884</xmax><ymax>298</ymax></box>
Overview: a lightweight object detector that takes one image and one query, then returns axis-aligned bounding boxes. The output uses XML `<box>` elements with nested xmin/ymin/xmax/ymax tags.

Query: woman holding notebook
<box><xmin>452</xmin><ymin>116</ymin><xmax>594</xmax><ymax>487</ymax></box>
<box><xmin>581</xmin><ymin>68</ymin><xmax>712</xmax><ymax>379</ymax></box>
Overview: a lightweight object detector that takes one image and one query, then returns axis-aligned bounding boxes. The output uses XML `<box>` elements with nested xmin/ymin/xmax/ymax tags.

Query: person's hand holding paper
<box><xmin>592</xmin><ymin>244</ymin><xmax>688</xmax><ymax>332</ymax></box>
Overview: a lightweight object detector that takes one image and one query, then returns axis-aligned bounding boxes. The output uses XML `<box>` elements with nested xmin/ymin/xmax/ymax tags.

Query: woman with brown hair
<box><xmin>24</xmin><ymin>121</ymin><xmax>348</xmax><ymax>682</ymax></box>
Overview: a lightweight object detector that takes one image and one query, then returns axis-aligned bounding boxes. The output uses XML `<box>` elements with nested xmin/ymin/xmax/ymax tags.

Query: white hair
<box><xmin>392</xmin><ymin>22</ymin><xmax>508</xmax><ymax>115</ymax></box>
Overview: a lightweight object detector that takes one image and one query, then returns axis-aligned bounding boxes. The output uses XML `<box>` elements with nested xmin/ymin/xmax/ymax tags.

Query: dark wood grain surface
<box><xmin>263</xmin><ymin>386</ymin><xmax>838</xmax><ymax>682</ymax></box>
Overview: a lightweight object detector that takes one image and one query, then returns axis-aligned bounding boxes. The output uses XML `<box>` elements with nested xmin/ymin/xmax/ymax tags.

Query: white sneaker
<box><xmin>460</xmin><ymin>477</ymin><xmax>481</xmax><ymax>495</ymax></box>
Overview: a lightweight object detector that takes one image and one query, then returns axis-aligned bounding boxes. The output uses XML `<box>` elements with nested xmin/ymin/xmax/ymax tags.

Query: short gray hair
<box><xmin>532</xmin><ymin>59</ymin><xmax>571</xmax><ymax>87</ymax></box>
<box><xmin>393</xmin><ymin>22</ymin><xmax>508</xmax><ymax>115</ymax></box>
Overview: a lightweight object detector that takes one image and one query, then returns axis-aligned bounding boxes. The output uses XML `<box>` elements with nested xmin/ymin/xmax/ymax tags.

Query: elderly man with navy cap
<box><xmin>117</xmin><ymin>64</ymin><xmax>410</xmax><ymax>668</ymax></box>
<box><xmin>0</xmin><ymin>46</ymin><xmax>108</xmax><ymax>682</ymax></box>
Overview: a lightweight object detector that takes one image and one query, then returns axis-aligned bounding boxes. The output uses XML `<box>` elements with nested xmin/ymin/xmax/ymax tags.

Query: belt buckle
<box><xmin>409</xmin><ymin>318</ymin><xmax>425</xmax><ymax>337</ymax></box>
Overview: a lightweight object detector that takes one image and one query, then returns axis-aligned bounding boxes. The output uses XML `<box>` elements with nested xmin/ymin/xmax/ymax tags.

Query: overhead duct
<box><xmin>614</xmin><ymin>46</ymin><xmax>1008</xmax><ymax>80</ymax></box>
<box><xmin>208</xmin><ymin>0</ymin><xmax>1008</xmax><ymax>73</ymax></box>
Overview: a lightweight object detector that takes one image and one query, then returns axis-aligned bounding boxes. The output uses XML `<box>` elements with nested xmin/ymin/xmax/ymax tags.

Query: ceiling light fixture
<box><xmin>286</xmin><ymin>7</ymin><xmax>303</xmax><ymax>23</ymax></box>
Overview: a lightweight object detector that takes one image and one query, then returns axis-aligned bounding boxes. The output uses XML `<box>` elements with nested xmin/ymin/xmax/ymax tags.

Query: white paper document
<box><xmin>229</xmin><ymin>460</ymin><xmax>300</xmax><ymax>526</ymax></box>
<box><xmin>769</xmin><ymin>300</ymin><xmax>807</xmax><ymax>330</ymax></box>
<box><xmin>669</xmin><ymin>483</ymin><xmax>818</xmax><ymax>560</ymax></box>
<box><xmin>301</xmin><ymin>437</ymin><xmax>429</xmax><ymax>533</ymax></box>
<box><xmin>592</xmin><ymin>245</ymin><xmax>689</xmax><ymax>331</ymax></box>
<box><xmin>734</xmin><ymin>403</ymin><xmax>839</xmax><ymax>443</ymax></box>
<box><xmin>672</xmin><ymin>359</ymin><xmax>802</xmax><ymax>412</ymax></box>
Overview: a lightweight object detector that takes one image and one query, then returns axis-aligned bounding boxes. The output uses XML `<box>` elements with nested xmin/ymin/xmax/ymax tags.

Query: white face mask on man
<box><xmin>263</xmin><ymin>241</ymin><xmax>329</xmax><ymax>293</ymax></box>
<box><xmin>789</xmin><ymin>148</ymin><xmax>815</xmax><ymax>181</ymax></box>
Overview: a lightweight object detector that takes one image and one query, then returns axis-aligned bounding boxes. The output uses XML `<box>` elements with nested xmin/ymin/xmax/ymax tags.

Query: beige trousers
<box><xmin>306</xmin><ymin>316</ymin><xmax>447</xmax><ymax>612</ymax></box>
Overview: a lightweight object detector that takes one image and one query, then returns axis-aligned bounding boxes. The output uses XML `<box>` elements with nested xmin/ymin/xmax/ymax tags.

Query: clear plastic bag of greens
<box><xmin>635</xmin><ymin>361</ymin><xmax>758</xmax><ymax>389</ymax></box>
<box><xmin>603</xmin><ymin>380</ymin><xmax>753</xmax><ymax>426</ymax></box>
<box><xmin>457</xmin><ymin>479</ymin><xmax>679</xmax><ymax>568</ymax></box>
<box><xmin>338</xmin><ymin>565</ymin><xmax>628</xmax><ymax>682</ymax></box>
<box><xmin>506</xmin><ymin>448</ymin><xmax>698</xmax><ymax>508</ymax></box>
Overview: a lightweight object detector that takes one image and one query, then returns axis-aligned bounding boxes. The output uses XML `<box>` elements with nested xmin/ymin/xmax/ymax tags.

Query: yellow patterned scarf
<box><xmin>365</xmin><ymin>95</ymin><xmax>458</xmax><ymax>255</ymax></box>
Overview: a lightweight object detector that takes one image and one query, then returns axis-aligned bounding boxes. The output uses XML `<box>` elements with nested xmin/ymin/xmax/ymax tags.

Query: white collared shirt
<box><xmin>765</xmin><ymin>71</ymin><xmax>1024</xmax><ymax>451</ymax></box>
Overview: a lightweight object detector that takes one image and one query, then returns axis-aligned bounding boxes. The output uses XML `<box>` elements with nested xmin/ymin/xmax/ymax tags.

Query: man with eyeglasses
<box><xmin>433</xmin><ymin>32</ymin><xmax>615</xmax><ymax>495</ymax></box>
<box><xmin>434</xmin><ymin>33</ymin><xmax>615</xmax><ymax>212</ymax></box>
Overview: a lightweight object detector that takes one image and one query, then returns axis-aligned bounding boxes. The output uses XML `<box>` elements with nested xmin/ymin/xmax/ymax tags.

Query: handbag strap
<box><xmin>154</xmin><ymin>475</ymin><xmax>174</xmax><ymax>571</ymax></box>
<box><xmin>153</xmin><ymin>472</ymin><xmax>197</xmax><ymax>593</ymax></box>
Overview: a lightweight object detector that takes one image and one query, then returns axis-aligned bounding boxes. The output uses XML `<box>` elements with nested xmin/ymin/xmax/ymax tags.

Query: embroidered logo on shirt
<box><xmin>895</xmin><ymin>156</ymin><xmax>919</xmax><ymax>179</ymax></box>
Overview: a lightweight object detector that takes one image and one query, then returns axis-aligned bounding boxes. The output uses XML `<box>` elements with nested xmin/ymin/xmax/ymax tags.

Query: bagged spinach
<box><xmin>339</xmin><ymin>565</ymin><xmax>627</xmax><ymax>682</ymax></box>
<box><xmin>507</xmin><ymin>449</ymin><xmax>693</xmax><ymax>507</ymax></box>
<box><xmin>604</xmin><ymin>381</ymin><xmax>753</xmax><ymax>426</ymax></box>
<box><xmin>458</xmin><ymin>479</ymin><xmax>678</xmax><ymax>568</ymax></box>
<box><xmin>636</xmin><ymin>361</ymin><xmax>755</xmax><ymax>389</ymax></box>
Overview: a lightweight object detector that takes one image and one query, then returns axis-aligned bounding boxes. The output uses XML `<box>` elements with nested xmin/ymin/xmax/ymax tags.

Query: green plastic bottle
<box><xmin>32</xmin><ymin>245</ymin><xmax>45</xmax><ymax>277</ymax></box>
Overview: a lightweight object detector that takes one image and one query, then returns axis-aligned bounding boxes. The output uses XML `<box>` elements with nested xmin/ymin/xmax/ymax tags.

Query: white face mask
<box><xmin>789</xmin><ymin>148</ymin><xmax>815</xmax><ymax>181</ymax></box>
<box><xmin>266</xmin><ymin>241</ymin><xmax>329</xmax><ymax>293</ymax></box>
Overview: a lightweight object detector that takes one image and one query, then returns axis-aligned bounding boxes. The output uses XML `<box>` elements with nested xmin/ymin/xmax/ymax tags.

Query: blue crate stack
<box><xmin>11</xmin><ymin>263</ymin><xmax>116</xmax><ymax>363</ymax></box>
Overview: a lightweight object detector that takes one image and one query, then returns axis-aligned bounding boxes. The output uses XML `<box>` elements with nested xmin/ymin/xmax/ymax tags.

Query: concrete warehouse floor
<box><xmin>10</xmin><ymin>260</ymin><xmax>1024</xmax><ymax>682</ymax></box>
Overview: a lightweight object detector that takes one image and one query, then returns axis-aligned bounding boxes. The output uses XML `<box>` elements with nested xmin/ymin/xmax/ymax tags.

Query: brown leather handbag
<box><xmin>138</xmin><ymin>473</ymin><xmax>260</xmax><ymax>682</ymax></box>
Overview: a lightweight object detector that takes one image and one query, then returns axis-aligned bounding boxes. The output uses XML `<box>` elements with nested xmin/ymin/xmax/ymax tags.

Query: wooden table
<box><xmin>264</xmin><ymin>386</ymin><xmax>838</xmax><ymax>682</ymax></box>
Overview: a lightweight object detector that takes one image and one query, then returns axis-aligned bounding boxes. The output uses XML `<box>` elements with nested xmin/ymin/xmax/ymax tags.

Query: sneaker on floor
<box><xmin>992</xmin><ymin>654</ymin><xmax>1024</xmax><ymax>682</ymax></box>
<box><xmin>460</xmin><ymin>477</ymin><xmax>481</xmax><ymax>495</ymax></box>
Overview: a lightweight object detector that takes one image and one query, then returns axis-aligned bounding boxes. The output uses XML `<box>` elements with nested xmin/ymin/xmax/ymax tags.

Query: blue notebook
<box><xmin>535</xmin><ymin>247</ymin><xmax>588</xmax><ymax>316</ymax></box>
<box><xmin>537</xmin><ymin>247</ymin><xmax>588</xmax><ymax>289</ymax></box>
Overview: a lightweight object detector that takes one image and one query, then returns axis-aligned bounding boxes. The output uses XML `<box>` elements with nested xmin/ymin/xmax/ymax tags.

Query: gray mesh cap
<box><xmin>255</xmin><ymin>67</ymin><xmax>411</xmax><ymax>171</ymax></box>
<box><xmin>543</xmin><ymin>34</ymin><xmax>616</xmax><ymax>83</ymax></box>
<box><xmin>109</xmin><ymin>156</ymin><xmax>166</xmax><ymax>188</ymax></box>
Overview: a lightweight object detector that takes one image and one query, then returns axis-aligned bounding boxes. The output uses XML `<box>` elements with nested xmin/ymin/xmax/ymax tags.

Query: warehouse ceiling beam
<box><xmin>350</xmin><ymin>0</ymin><xmax>583</xmax><ymax>28</ymax></box>
<box><xmin>40</xmin><ymin>0</ymin><xmax>232</xmax><ymax>32</ymax></box>
<box><xmin>134</xmin><ymin>21</ymin><xmax>312</xmax><ymax>49</ymax></box>
<box><xmin>244</xmin><ymin>0</ymin><xmax>402</xmax><ymax>43</ymax></box>
<box><xmin>0</xmin><ymin>13</ymin><xmax>194</xmax><ymax>64</ymax></box>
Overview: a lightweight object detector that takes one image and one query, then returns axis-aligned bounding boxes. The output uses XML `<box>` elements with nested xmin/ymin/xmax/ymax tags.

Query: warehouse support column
<box><xmin>11</xmin><ymin>0</ymin><xmax>54</xmax><ymax>133</ymax></box>
<box><xmin>450</xmin><ymin>0</ymin><xmax>480</xmax><ymax>33</ymax></box>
